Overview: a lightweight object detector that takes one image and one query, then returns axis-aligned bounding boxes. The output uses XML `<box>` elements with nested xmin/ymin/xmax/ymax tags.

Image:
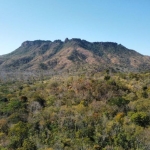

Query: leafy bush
<box><xmin>9</xmin><ymin>121</ymin><xmax>29</xmax><ymax>148</ymax></box>
<box><xmin>131</xmin><ymin>112</ymin><xmax>150</xmax><ymax>127</ymax></box>
<box><xmin>104</xmin><ymin>75</ymin><xmax>110</xmax><ymax>81</ymax></box>
<box><xmin>21</xmin><ymin>139</ymin><xmax>37</xmax><ymax>150</ymax></box>
<box><xmin>39</xmin><ymin>63</ymin><xmax>48</xmax><ymax>70</ymax></box>
<box><xmin>108</xmin><ymin>97</ymin><xmax>129</xmax><ymax>107</ymax></box>
<box><xmin>32</xmin><ymin>95</ymin><xmax>45</xmax><ymax>107</ymax></box>
<box><xmin>3</xmin><ymin>100</ymin><xmax>21</xmax><ymax>114</ymax></box>
<box><xmin>20</xmin><ymin>96</ymin><xmax>28</xmax><ymax>102</ymax></box>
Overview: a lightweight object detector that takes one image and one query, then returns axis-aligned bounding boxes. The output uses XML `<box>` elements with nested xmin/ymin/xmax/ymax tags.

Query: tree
<box><xmin>108</xmin><ymin>97</ymin><xmax>129</xmax><ymax>107</ymax></box>
<box><xmin>8</xmin><ymin>121</ymin><xmax>29</xmax><ymax>148</ymax></box>
<box><xmin>131</xmin><ymin>112</ymin><xmax>150</xmax><ymax>127</ymax></box>
<box><xmin>20</xmin><ymin>96</ymin><xmax>28</xmax><ymax>102</ymax></box>
<box><xmin>21</xmin><ymin>139</ymin><xmax>37</xmax><ymax>150</ymax></box>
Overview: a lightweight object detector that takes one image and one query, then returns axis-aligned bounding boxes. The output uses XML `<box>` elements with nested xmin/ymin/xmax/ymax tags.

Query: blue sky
<box><xmin>0</xmin><ymin>0</ymin><xmax>150</xmax><ymax>55</ymax></box>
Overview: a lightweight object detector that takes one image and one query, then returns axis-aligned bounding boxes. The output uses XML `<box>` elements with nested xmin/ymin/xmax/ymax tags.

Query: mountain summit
<box><xmin>0</xmin><ymin>38</ymin><xmax>150</xmax><ymax>72</ymax></box>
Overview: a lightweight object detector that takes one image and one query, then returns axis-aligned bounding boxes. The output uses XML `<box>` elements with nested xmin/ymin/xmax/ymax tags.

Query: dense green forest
<box><xmin>0</xmin><ymin>70</ymin><xmax>150</xmax><ymax>150</ymax></box>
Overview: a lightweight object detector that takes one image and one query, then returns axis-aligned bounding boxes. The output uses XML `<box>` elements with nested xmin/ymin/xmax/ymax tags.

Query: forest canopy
<box><xmin>0</xmin><ymin>71</ymin><xmax>150</xmax><ymax>150</ymax></box>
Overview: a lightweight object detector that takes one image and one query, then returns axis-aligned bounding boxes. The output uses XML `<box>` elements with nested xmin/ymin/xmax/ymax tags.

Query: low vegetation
<box><xmin>0</xmin><ymin>70</ymin><xmax>150</xmax><ymax>149</ymax></box>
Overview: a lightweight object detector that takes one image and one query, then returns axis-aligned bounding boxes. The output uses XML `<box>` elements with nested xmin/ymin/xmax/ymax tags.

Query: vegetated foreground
<box><xmin>0</xmin><ymin>70</ymin><xmax>150</xmax><ymax>150</ymax></box>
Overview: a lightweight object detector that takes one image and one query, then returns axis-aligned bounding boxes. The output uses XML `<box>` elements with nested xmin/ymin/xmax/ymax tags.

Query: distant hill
<box><xmin>0</xmin><ymin>38</ymin><xmax>150</xmax><ymax>72</ymax></box>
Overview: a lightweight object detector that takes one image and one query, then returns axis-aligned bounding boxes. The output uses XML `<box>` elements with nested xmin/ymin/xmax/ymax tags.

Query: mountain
<box><xmin>0</xmin><ymin>38</ymin><xmax>150</xmax><ymax>72</ymax></box>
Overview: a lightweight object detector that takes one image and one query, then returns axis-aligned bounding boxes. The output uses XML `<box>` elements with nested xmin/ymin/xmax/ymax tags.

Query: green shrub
<box><xmin>131</xmin><ymin>112</ymin><xmax>150</xmax><ymax>127</ymax></box>
<box><xmin>9</xmin><ymin>121</ymin><xmax>29</xmax><ymax>148</ymax></box>
<box><xmin>108</xmin><ymin>97</ymin><xmax>129</xmax><ymax>107</ymax></box>
<box><xmin>104</xmin><ymin>75</ymin><xmax>110</xmax><ymax>81</ymax></box>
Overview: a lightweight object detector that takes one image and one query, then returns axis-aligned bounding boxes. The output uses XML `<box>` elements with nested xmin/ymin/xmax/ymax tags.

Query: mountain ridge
<box><xmin>0</xmin><ymin>38</ymin><xmax>150</xmax><ymax>72</ymax></box>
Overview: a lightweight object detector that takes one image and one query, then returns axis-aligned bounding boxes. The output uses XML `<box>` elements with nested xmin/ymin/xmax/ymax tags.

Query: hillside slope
<box><xmin>0</xmin><ymin>38</ymin><xmax>150</xmax><ymax>72</ymax></box>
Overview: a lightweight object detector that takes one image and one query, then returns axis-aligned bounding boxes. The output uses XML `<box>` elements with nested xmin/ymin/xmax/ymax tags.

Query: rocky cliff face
<box><xmin>0</xmin><ymin>38</ymin><xmax>150</xmax><ymax>72</ymax></box>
